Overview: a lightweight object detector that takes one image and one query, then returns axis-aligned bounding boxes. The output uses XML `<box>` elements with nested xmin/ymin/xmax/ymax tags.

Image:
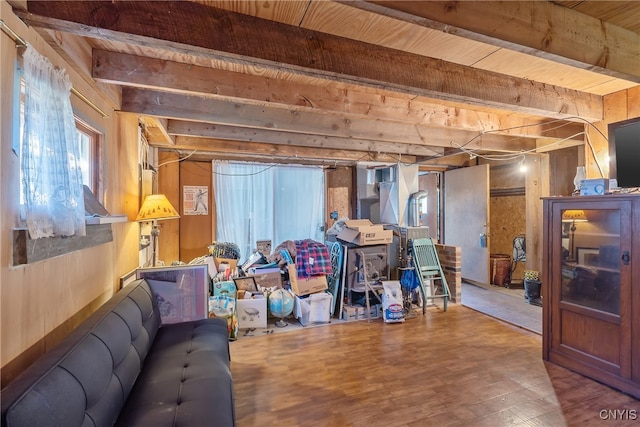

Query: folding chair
<box><xmin>327</xmin><ymin>241</ymin><xmax>343</xmax><ymax>316</ymax></box>
<box><xmin>410</xmin><ymin>238</ymin><xmax>450</xmax><ymax>313</ymax></box>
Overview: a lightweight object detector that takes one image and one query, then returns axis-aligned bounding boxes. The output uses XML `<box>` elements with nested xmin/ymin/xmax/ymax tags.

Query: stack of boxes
<box><xmin>336</xmin><ymin>219</ymin><xmax>393</xmax><ymax>321</ymax></box>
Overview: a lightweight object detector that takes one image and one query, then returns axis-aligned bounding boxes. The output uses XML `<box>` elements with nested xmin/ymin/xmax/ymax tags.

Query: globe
<box><xmin>268</xmin><ymin>288</ymin><xmax>295</xmax><ymax>318</ymax></box>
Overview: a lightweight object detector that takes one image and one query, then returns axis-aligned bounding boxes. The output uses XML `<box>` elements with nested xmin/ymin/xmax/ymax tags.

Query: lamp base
<box><xmin>151</xmin><ymin>223</ymin><xmax>160</xmax><ymax>267</ymax></box>
<box><xmin>275</xmin><ymin>318</ymin><xmax>288</xmax><ymax>328</ymax></box>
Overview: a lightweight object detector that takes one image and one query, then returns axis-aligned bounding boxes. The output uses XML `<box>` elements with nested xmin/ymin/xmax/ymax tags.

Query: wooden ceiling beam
<box><xmin>166</xmin><ymin>149</ymin><xmax>352</xmax><ymax>167</ymax></box>
<box><xmin>535</xmin><ymin>137</ymin><xmax>585</xmax><ymax>153</ymax></box>
<box><xmin>93</xmin><ymin>49</ymin><xmax>585</xmax><ymax>140</ymax></box>
<box><xmin>171</xmin><ymin>136</ymin><xmax>412</xmax><ymax>164</ymax></box>
<box><xmin>140</xmin><ymin>116</ymin><xmax>175</xmax><ymax>146</ymax></box>
<box><xmin>359</xmin><ymin>0</ymin><xmax>640</xmax><ymax>82</ymax></box>
<box><xmin>167</xmin><ymin>120</ymin><xmax>444</xmax><ymax>157</ymax></box>
<box><xmin>121</xmin><ymin>87</ymin><xmax>539</xmax><ymax>153</ymax></box>
<box><xmin>19</xmin><ymin>1</ymin><xmax>603</xmax><ymax>120</ymax></box>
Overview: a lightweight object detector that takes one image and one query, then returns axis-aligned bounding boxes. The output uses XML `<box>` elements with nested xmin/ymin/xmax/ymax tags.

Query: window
<box><xmin>17</xmin><ymin>83</ymin><xmax>104</xmax><ymax>213</ymax></box>
<box><xmin>75</xmin><ymin>118</ymin><xmax>104</xmax><ymax>201</ymax></box>
<box><xmin>214</xmin><ymin>162</ymin><xmax>325</xmax><ymax>260</ymax></box>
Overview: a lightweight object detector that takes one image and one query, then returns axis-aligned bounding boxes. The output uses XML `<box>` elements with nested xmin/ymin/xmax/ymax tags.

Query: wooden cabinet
<box><xmin>542</xmin><ymin>194</ymin><xmax>640</xmax><ymax>398</ymax></box>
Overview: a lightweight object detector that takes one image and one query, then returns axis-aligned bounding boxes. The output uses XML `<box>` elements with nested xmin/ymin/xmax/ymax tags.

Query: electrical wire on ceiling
<box><xmin>584</xmin><ymin>131</ymin><xmax>606</xmax><ymax>178</ymax></box>
<box><xmin>355</xmin><ymin>116</ymin><xmax>607</xmax><ymax>169</ymax></box>
<box><xmin>153</xmin><ymin>115</ymin><xmax>608</xmax><ymax>172</ymax></box>
<box><xmin>445</xmin><ymin>115</ymin><xmax>610</xmax><ymax>165</ymax></box>
<box><xmin>451</xmin><ymin>131</ymin><xmax>587</xmax><ymax>162</ymax></box>
<box><xmin>156</xmin><ymin>148</ymin><xmax>198</xmax><ymax>168</ymax></box>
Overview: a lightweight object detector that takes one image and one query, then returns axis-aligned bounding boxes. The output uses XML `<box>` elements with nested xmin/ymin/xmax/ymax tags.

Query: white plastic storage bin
<box><xmin>294</xmin><ymin>292</ymin><xmax>333</xmax><ymax>326</ymax></box>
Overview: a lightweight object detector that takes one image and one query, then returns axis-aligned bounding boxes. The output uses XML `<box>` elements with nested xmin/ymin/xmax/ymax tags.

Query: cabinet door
<box><xmin>549</xmin><ymin>200</ymin><xmax>632</xmax><ymax>381</ymax></box>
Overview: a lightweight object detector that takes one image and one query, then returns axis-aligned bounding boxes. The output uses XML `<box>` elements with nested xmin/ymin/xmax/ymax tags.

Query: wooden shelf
<box><xmin>85</xmin><ymin>214</ymin><xmax>128</xmax><ymax>225</ymax></box>
<box><xmin>12</xmin><ymin>224</ymin><xmax>114</xmax><ymax>265</ymax></box>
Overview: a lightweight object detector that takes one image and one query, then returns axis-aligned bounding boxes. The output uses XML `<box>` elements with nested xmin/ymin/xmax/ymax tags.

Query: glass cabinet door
<box><xmin>559</xmin><ymin>208</ymin><xmax>621</xmax><ymax>314</ymax></box>
<box><xmin>545</xmin><ymin>196</ymin><xmax>639</xmax><ymax>399</ymax></box>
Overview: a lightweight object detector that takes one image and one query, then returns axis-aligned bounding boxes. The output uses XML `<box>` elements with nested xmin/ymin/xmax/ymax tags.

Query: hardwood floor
<box><xmin>229</xmin><ymin>305</ymin><xmax>639</xmax><ymax>426</ymax></box>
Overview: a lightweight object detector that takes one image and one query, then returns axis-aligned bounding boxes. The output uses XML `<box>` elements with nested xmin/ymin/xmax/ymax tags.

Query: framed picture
<box><xmin>136</xmin><ymin>264</ymin><xmax>209</xmax><ymax>324</ymax></box>
<box><xmin>233</xmin><ymin>276</ymin><xmax>258</xmax><ymax>292</ymax></box>
<box><xmin>562</xmin><ymin>222</ymin><xmax>571</xmax><ymax>238</ymax></box>
<box><xmin>577</xmin><ymin>247</ymin><xmax>599</xmax><ymax>266</ymax></box>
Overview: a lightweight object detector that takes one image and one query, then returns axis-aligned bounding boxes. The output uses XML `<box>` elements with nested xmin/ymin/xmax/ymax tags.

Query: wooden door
<box><xmin>547</xmin><ymin>199</ymin><xmax>633</xmax><ymax>387</ymax></box>
<box><xmin>443</xmin><ymin>165</ymin><xmax>490</xmax><ymax>283</ymax></box>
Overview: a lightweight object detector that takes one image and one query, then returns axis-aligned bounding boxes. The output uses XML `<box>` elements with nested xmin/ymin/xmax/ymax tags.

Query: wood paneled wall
<box><xmin>488</xmin><ymin>162</ymin><xmax>527</xmax><ymax>281</ymax></box>
<box><xmin>1</xmin><ymin>5</ymin><xmax>140</xmax><ymax>385</ymax></box>
<box><xmin>178</xmin><ymin>161</ymin><xmax>213</xmax><ymax>263</ymax></box>
<box><xmin>158</xmin><ymin>151</ymin><xmax>181</xmax><ymax>264</ymax></box>
<box><xmin>525</xmin><ymin>154</ymin><xmax>549</xmax><ymax>276</ymax></box>
<box><xmin>548</xmin><ymin>146</ymin><xmax>581</xmax><ymax>197</ymax></box>
<box><xmin>325</xmin><ymin>166</ymin><xmax>353</xmax><ymax>231</ymax></box>
<box><xmin>585</xmin><ymin>87</ymin><xmax>640</xmax><ymax>180</ymax></box>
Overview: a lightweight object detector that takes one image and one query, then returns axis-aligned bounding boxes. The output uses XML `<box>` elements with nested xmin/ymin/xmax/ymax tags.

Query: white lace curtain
<box><xmin>21</xmin><ymin>46</ymin><xmax>85</xmax><ymax>239</ymax></box>
<box><xmin>214</xmin><ymin>162</ymin><xmax>324</xmax><ymax>261</ymax></box>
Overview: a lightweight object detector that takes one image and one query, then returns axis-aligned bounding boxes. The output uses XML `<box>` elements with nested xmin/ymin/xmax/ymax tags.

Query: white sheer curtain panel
<box><xmin>214</xmin><ymin>162</ymin><xmax>274</xmax><ymax>260</ymax></box>
<box><xmin>21</xmin><ymin>46</ymin><xmax>86</xmax><ymax>238</ymax></box>
<box><xmin>273</xmin><ymin>166</ymin><xmax>324</xmax><ymax>244</ymax></box>
<box><xmin>214</xmin><ymin>162</ymin><xmax>324</xmax><ymax>261</ymax></box>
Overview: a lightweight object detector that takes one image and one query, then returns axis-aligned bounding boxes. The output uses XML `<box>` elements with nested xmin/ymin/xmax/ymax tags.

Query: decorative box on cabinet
<box><xmin>542</xmin><ymin>194</ymin><xmax>640</xmax><ymax>398</ymax></box>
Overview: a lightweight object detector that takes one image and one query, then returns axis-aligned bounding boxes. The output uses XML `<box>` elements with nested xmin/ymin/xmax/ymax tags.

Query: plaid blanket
<box><xmin>295</xmin><ymin>239</ymin><xmax>332</xmax><ymax>277</ymax></box>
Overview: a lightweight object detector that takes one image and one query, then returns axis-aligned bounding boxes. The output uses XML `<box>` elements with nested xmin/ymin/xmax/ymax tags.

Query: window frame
<box><xmin>74</xmin><ymin>116</ymin><xmax>105</xmax><ymax>203</ymax></box>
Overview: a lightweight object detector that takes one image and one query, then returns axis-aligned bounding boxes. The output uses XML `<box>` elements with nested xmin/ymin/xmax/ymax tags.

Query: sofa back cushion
<box><xmin>1</xmin><ymin>280</ymin><xmax>161</xmax><ymax>427</ymax></box>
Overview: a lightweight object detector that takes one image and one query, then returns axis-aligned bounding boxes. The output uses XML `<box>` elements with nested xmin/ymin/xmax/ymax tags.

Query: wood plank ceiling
<box><xmin>12</xmin><ymin>0</ymin><xmax>640</xmax><ymax>168</ymax></box>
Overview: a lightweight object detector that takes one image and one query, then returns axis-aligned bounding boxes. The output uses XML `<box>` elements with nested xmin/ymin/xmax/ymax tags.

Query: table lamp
<box><xmin>136</xmin><ymin>194</ymin><xmax>180</xmax><ymax>266</ymax></box>
<box><xmin>562</xmin><ymin>209</ymin><xmax>588</xmax><ymax>261</ymax></box>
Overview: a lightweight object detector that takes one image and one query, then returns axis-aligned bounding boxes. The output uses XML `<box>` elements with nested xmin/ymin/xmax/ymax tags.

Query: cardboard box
<box><xmin>288</xmin><ymin>264</ymin><xmax>328</xmax><ymax>296</ymax></box>
<box><xmin>213</xmin><ymin>257</ymin><xmax>239</xmax><ymax>271</ymax></box>
<box><xmin>248</xmin><ymin>267</ymin><xmax>282</xmax><ymax>289</ymax></box>
<box><xmin>342</xmin><ymin>219</ymin><xmax>375</xmax><ymax>230</ymax></box>
<box><xmin>337</xmin><ymin>219</ymin><xmax>393</xmax><ymax>246</ymax></box>
<box><xmin>342</xmin><ymin>304</ymin><xmax>381</xmax><ymax>321</ymax></box>
<box><xmin>236</xmin><ymin>296</ymin><xmax>267</xmax><ymax>329</ymax></box>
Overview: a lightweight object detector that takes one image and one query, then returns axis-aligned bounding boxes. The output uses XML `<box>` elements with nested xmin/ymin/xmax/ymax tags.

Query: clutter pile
<box><xmin>203</xmin><ymin>238</ymin><xmax>334</xmax><ymax>336</ymax></box>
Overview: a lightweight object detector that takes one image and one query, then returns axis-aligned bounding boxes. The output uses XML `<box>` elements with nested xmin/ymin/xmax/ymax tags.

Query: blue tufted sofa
<box><xmin>0</xmin><ymin>279</ymin><xmax>235</xmax><ymax>427</ymax></box>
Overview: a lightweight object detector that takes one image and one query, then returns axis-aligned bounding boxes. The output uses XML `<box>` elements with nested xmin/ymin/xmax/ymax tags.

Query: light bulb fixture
<box><xmin>518</xmin><ymin>157</ymin><xmax>527</xmax><ymax>173</ymax></box>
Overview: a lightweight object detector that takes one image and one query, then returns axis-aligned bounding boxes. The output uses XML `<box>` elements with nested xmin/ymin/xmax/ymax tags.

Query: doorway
<box><xmin>443</xmin><ymin>164</ymin><xmax>490</xmax><ymax>284</ymax></box>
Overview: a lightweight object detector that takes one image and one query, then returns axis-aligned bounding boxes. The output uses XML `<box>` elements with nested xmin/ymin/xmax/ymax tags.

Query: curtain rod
<box><xmin>0</xmin><ymin>18</ymin><xmax>27</xmax><ymax>47</ymax></box>
<box><xmin>1</xmin><ymin>19</ymin><xmax>110</xmax><ymax>119</ymax></box>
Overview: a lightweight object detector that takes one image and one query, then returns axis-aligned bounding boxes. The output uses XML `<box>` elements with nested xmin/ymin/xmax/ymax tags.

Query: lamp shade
<box><xmin>136</xmin><ymin>194</ymin><xmax>180</xmax><ymax>221</ymax></box>
<box><xmin>562</xmin><ymin>209</ymin><xmax>588</xmax><ymax>222</ymax></box>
